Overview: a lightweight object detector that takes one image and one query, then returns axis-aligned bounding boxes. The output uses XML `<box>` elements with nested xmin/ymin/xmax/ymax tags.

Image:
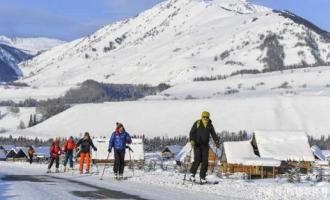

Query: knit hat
<box><xmin>116</xmin><ymin>122</ymin><xmax>124</xmax><ymax>129</ymax></box>
<box><xmin>201</xmin><ymin>111</ymin><xmax>210</xmax><ymax>118</ymax></box>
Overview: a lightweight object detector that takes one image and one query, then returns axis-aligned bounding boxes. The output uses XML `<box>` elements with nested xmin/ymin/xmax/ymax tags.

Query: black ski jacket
<box><xmin>189</xmin><ymin>119</ymin><xmax>219</xmax><ymax>147</ymax></box>
<box><xmin>77</xmin><ymin>137</ymin><xmax>97</xmax><ymax>153</ymax></box>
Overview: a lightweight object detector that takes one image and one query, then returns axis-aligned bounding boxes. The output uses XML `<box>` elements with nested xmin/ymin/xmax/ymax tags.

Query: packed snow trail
<box><xmin>0</xmin><ymin>162</ymin><xmax>225</xmax><ymax>200</ymax></box>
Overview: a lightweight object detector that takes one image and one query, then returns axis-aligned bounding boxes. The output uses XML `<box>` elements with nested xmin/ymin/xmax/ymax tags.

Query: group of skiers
<box><xmin>30</xmin><ymin>111</ymin><xmax>219</xmax><ymax>183</ymax></box>
<box><xmin>44</xmin><ymin>122</ymin><xmax>132</xmax><ymax>180</ymax></box>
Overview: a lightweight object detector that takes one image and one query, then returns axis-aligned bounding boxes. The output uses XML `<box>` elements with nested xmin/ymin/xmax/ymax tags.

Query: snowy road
<box><xmin>0</xmin><ymin>162</ymin><xmax>224</xmax><ymax>200</ymax></box>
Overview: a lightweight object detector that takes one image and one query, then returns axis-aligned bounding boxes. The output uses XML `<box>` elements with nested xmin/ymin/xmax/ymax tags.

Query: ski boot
<box><xmin>64</xmin><ymin>166</ymin><xmax>67</xmax><ymax>172</ymax></box>
<box><xmin>114</xmin><ymin>173</ymin><xmax>119</xmax><ymax>180</ymax></box>
<box><xmin>55</xmin><ymin>168</ymin><xmax>60</xmax><ymax>173</ymax></box>
<box><xmin>46</xmin><ymin>169</ymin><xmax>51</xmax><ymax>173</ymax></box>
<box><xmin>119</xmin><ymin>174</ymin><xmax>124</xmax><ymax>180</ymax></box>
<box><xmin>189</xmin><ymin>174</ymin><xmax>196</xmax><ymax>182</ymax></box>
<box><xmin>85</xmin><ymin>170</ymin><xmax>90</xmax><ymax>174</ymax></box>
<box><xmin>200</xmin><ymin>178</ymin><xmax>207</xmax><ymax>185</ymax></box>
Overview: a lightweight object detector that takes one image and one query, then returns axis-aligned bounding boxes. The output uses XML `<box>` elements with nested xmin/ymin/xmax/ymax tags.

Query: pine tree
<box><xmin>28</xmin><ymin>114</ymin><xmax>33</xmax><ymax>127</ymax></box>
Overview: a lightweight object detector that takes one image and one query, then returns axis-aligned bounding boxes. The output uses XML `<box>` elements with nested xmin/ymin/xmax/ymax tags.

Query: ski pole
<box><xmin>128</xmin><ymin>147</ymin><xmax>134</xmax><ymax>177</ymax></box>
<box><xmin>94</xmin><ymin>150</ymin><xmax>99</xmax><ymax>174</ymax></box>
<box><xmin>100</xmin><ymin>152</ymin><xmax>111</xmax><ymax>180</ymax></box>
<box><xmin>183</xmin><ymin>146</ymin><xmax>193</xmax><ymax>185</ymax></box>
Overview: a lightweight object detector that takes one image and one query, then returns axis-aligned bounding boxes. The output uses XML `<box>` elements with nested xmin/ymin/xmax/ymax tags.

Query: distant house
<box><xmin>5</xmin><ymin>149</ymin><xmax>17</xmax><ymax>159</ymax></box>
<box><xmin>162</xmin><ymin>145</ymin><xmax>183</xmax><ymax>159</ymax></box>
<box><xmin>92</xmin><ymin>138</ymin><xmax>144</xmax><ymax>166</ymax></box>
<box><xmin>0</xmin><ymin>145</ymin><xmax>16</xmax><ymax>153</ymax></box>
<box><xmin>0</xmin><ymin>149</ymin><xmax>6</xmax><ymax>161</ymax></box>
<box><xmin>252</xmin><ymin>130</ymin><xmax>315</xmax><ymax>173</ymax></box>
<box><xmin>221</xmin><ymin>140</ymin><xmax>281</xmax><ymax>178</ymax></box>
<box><xmin>221</xmin><ymin>130</ymin><xmax>315</xmax><ymax>178</ymax></box>
<box><xmin>14</xmin><ymin>147</ymin><xmax>30</xmax><ymax>160</ymax></box>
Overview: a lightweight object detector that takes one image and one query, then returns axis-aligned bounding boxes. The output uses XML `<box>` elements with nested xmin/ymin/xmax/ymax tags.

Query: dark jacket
<box><xmin>189</xmin><ymin>119</ymin><xmax>219</xmax><ymax>147</ymax></box>
<box><xmin>76</xmin><ymin>137</ymin><xmax>97</xmax><ymax>153</ymax></box>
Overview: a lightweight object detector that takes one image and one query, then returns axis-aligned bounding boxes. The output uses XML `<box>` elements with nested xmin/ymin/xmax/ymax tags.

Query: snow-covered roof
<box><xmin>223</xmin><ymin>141</ymin><xmax>281</xmax><ymax>167</ymax></box>
<box><xmin>175</xmin><ymin>142</ymin><xmax>194</xmax><ymax>163</ymax></box>
<box><xmin>0</xmin><ymin>145</ymin><xmax>16</xmax><ymax>151</ymax></box>
<box><xmin>14</xmin><ymin>147</ymin><xmax>29</xmax><ymax>158</ymax></box>
<box><xmin>162</xmin><ymin>145</ymin><xmax>183</xmax><ymax>155</ymax></box>
<box><xmin>0</xmin><ymin>149</ymin><xmax>6</xmax><ymax>159</ymax></box>
<box><xmin>254</xmin><ymin>130</ymin><xmax>315</xmax><ymax>162</ymax></box>
<box><xmin>92</xmin><ymin>138</ymin><xmax>144</xmax><ymax>161</ymax></box>
<box><xmin>311</xmin><ymin>145</ymin><xmax>326</xmax><ymax>161</ymax></box>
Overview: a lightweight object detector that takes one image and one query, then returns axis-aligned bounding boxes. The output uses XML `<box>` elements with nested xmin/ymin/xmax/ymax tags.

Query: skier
<box><xmin>108</xmin><ymin>122</ymin><xmax>132</xmax><ymax>180</ymax></box>
<box><xmin>27</xmin><ymin>146</ymin><xmax>35</xmax><ymax>164</ymax></box>
<box><xmin>47</xmin><ymin>139</ymin><xmax>62</xmax><ymax>173</ymax></box>
<box><xmin>189</xmin><ymin>111</ymin><xmax>220</xmax><ymax>184</ymax></box>
<box><xmin>63</xmin><ymin>136</ymin><xmax>76</xmax><ymax>172</ymax></box>
<box><xmin>76</xmin><ymin>132</ymin><xmax>97</xmax><ymax>174</ymax></box>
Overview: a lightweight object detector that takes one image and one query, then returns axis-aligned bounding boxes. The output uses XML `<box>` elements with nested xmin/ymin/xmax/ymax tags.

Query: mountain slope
<box><xmin>0</xmin><ymin>36</ymin><xmax>65</xmax><ymax>82</ymax></box>
<box><xmin>0</xmin><ymin>36</ymin><xmax>65</xmax><ymax>55</ymax></box>
<box><xmin>0</xmin><ymin>44</ymin><xmax>32</xmax><ymax>82</ymax></box>
<box><xmin>21</xmin><ymin>0</ymin><xmax>330</xmax><ymax>87</ymax></box>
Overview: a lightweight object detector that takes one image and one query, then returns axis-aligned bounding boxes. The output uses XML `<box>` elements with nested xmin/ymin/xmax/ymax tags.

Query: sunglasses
<box><xmin>202</xmin><ymin>116</ymin><xmax>209</xmax><ymax>119</ymax></box>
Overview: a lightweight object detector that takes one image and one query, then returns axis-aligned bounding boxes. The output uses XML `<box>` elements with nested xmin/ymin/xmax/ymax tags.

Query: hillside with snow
<box><xmin>6</xmin><ymin>94</ymin><xmax>330</xmax><ymax>139</ymax></box>
<box><xmin>0</xmin><ymin>36</ymin><xmax>65</xmax><ymax>55</ymax></box>
<box><xmin>0</xmin><ymin>36</ymin><xmax>64</xmax><ymax>82</ymax></box>
<box><xmin>19</xmin><ymin>0</ymin><xmax>330</xmax><ymax>87</ymax></box>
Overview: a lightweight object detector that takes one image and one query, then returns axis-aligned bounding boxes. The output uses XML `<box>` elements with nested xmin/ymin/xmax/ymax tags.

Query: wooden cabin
<box><xmin>221</xmin><ymin>130</ymin><xmax>315</xmax><ymax>178</ymax></box>
<box><xmin>161</xmin><ymin>145</ymin><xmax>182</xmax><ymax>159</ymax></box>
<box><xmin>221</xmin><ymin>140</ymin><xmax>281</xmax><ymax>178</ymax></box>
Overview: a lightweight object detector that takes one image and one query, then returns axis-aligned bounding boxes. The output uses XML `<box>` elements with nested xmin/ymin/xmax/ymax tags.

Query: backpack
<box><xmin>65</xmin><ymin>139</ymin><xmax>75</xmax><ymax>151</ymax></box>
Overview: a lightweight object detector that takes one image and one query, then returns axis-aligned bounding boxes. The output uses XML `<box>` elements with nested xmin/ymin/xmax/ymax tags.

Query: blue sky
<box><xmin>0</xmin><ymin>0</ymin><xmax>329</xmax><ymax>41</ymax></box>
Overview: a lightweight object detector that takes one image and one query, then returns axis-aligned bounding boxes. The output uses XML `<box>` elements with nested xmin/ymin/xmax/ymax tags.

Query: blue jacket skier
<box><xmin>108</xmin><ymin>122</ymin><xmax>132</xmax><ymax>179</ymax></box>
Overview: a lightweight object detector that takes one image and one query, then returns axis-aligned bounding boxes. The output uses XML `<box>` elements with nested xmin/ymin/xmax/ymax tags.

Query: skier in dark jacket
<box><xmin>47</xmin><ymin>139</ymin><xmax>62</xmax><ymax>173</ymax></box>
<box><xmin>76</xmin><ymin>132</ymin><xmax>97</xmax><ymax>174</ymax></box>
<box><xmin>189</xmin><ymin>111</ymin><xmax>220</xmax><ymax>184</ymax></box>
<box><xmin>108</xmin><ymin>122</ymin><xmax>132</xmax><ymax>180</ymax></box>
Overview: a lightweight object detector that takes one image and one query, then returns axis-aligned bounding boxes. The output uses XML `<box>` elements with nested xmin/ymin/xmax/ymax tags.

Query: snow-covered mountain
<box><xmin>20</xmin><ymin>0</ymin><xmax>330</xmax><ymax>87</ymax></box>
<box><xmin>0</xmin><ymin>36</ymin><xmax>65</xmax><ymax>55</ymax></box>
<box><xmin>0</xmin><ymin>36</ymin><xmax>64</xmax><ymax>82</ymax></box>
<box><xmin>0</xmin><ymin>44</ymin><xmax>31</xmax><ymax>82</ymax></box>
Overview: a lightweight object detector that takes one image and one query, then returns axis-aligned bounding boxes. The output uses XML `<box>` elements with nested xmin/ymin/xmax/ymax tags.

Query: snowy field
<box><xmin>3</xmin><ymin>94</ymin><xmax>330</xmax><ymax>139</ymax></box>
<box><xmin>0</xmin><ymin>161</ymin><xmax>329</xmax><ymax>200</ymax></box>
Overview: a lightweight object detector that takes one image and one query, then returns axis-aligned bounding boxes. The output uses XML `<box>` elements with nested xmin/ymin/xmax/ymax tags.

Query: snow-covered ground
<box><xmin>0</xmin><ymin>161</ymin><xmax>329</xmax><ymax>200</ymax></box>
<box><xmin>147</xmin><ymin>66</ymin><xmax>330</xmax><ymax>100</ymax></box>
<box><xmin>0</xmin><ymin>85</ymin><xmax>73</xmax><ymax>102</ymax></box>
<box><xmin>3</xmin><ymin>94</ymin><xmax>330</xmax><ymax>139</ymax></box>
<box><xmin>0</xmin><ymin>107</ymin><xmax>36</xmax><ymax>132</ymax></box>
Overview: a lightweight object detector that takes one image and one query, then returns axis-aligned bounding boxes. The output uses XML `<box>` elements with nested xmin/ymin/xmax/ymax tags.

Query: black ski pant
<box><xmin>113</xmin><ymin>149</ymin><xmax>126</xmax><ymax>175</ymax></box>
<box><xmin>29</xmin><ymin>156</ymin><xmax>33</xmax><ymax>164</ymax></box>
<box><xmin>190</xmin><ymin>146</ymin><xmax>209</xmax><ymax>179</ymax></box>
<box><xmin>48</xmin><ymin>157</ymin><xmax>60</xmax><ymax>169</ymax></box>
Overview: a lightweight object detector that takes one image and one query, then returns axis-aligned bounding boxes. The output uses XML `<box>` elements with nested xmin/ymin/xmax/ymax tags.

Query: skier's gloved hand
<box><xmin>108</xmin><ymin>148</ymin><xmax>112</xmax><ymax>153</ymax></box>
<box><xmin>215</xmin><ymin>142</ymin><xmax>220</xmax><ymax>148</ymax></box>
<box><xmin>94</xmin><ymin>148</ymin><xmax>98</xmax><ymax>151</ymax></box>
